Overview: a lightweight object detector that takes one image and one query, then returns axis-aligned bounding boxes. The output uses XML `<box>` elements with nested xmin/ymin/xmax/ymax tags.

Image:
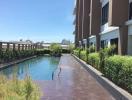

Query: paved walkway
<box><xmin>38</xmin><ymin>54</ymin><xmax>116</xmax><ymax>100</ymax></box>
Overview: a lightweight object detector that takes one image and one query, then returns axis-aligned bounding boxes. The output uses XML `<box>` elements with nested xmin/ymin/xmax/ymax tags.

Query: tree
<box><xmin>50</xmin><ymin>43</ymin><xmax>62</xmax><ymax>57</ymax></box>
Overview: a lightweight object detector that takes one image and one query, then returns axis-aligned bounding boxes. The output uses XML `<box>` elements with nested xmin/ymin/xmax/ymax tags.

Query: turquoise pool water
<box><xmin>0</xmin><ymin>56</ymin><xmax>60</xmax><ymax>80</ymax></box>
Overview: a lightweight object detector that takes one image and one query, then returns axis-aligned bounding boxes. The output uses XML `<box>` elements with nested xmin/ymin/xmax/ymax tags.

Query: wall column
<box><xmin>96</xmin><ymin>34</ymin><xmax>100</xmax><ymax>51</ymax></box>
<box><xmin>18</xmin><ymin>44</ymin><xmax>20</xmax><ymax>51</ymax></box>
<box><xmin>83</xmin><ymin>0</ymin><xmax>90</xmax><ymax>48</ymax></box>
<box><xmin>28</xmin><ymin>45</ymin><xmax>30</xmax><ymax>50</ymax></box>
<box><xmin>22</xmin><ymin>44</ymin><xmax>24</xmax><ymax>50</ymax></box>
<box><xmin>31</xmin><ymin>45</ymin><xmax>33</xmax><ymax>49</ymax></box>
<box><xmin>75</xmin><ymin>0</ymin><xmax>79</xmax><ymax>47</ymax></box>
<box><xmin>118</xmin><ymin>26</ymin><xmax>128</xmax><ymax>55</ymax></box>
<box><xmin>89</xmin><ymin>0</ymin><xmax>101</xmax><ymax>51</ymax></box>
<box><xmin>0</xmin><ymin>42</ymin><xmax>2</xmax><ymax>50</ymax></box>
<box><xmin>7</xmin><ymin>43</ymin><xmax>10</xmax><ymax>50</ymax></box>
<box><xmin>13</xmin><ymin>43</ymin><xmax>16</xmax><ymax>51</ymax></box>
<box><xmin>108</xmin><ymin>0</ymin><xmax>129</xmax><ymax>55</ymax></box>
<box><xmin>78</xmin><ymin>0</ymin><xmax>83</xmax><ymax>46</ymax></box>
<box><xmin>25</xmin><ymin>44</ymin><xmax>27</xmax><ymax>50</ymax></box>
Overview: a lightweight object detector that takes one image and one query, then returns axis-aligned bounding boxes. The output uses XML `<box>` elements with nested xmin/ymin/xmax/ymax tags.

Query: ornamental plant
<box><xmin>80</xmin><ymin>50</ymin><xmax>87</xmax><ymax>62</ymax></box>
<box><xmin>104</xmin><ymin>55</ymin><xmax>132</xmax><ymax>94</ymax></box>
<box><xmin>0</xmin><ymin>75</ymin><xmax>41</xmax><ymax>100</ymax></box>
<box><xmin>50</xmin><ymin>43</ymin><xmax>62</xmax><ymax>57</ymax></box>
<box><xmin>89</xmin><ymin>45</ymin><xmax>95</xmax><ymax>53</ymax></box>
<box><xmin>88</xmin><ymin>53</ymin><xmax>100</xmax><ymax>69</ymax></box>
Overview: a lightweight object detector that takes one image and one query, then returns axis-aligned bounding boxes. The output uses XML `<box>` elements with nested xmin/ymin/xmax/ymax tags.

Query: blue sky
<box><xmin>0</xmin><ymin>0</ymin><xmax>74</xmax><ymax>43</ymax></box>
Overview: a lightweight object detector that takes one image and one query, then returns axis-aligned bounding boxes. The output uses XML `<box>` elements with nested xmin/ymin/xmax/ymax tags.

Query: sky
<box><xmin>0</xmin><ymin>0</ymin><xmax>75</xmax><ymax>43</ymax></box>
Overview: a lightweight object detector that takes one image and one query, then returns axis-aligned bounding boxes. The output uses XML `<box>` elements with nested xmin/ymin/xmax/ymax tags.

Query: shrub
<box><xmin>68</xmin><ymin>44</ymin><xmax>75</xmax><ymax>53</ymax></box>
<box><xmin>104</xmin><ymin>44</ymin><xmax>116</xmax><ymax>56</ymax></box>
<box><xmin>99</xmin><ymin>45</ymin><xmax>116</xmax><ymax>72</ymax></box>
<box><xmin>35</xmin><ymin>49</ymin><xmax>51</xmax><ymax>55</ymax></box>
<box><xmin>50</xmin><ymin>43</ymin><xmax>62</xmax><ymax>57</ymax></box>
<box><xmin>80</xmin><ymin>50</ymin><xmax>87</xmax><ymax>61</ymax></box>
<box><xmin>73</xmin><ymin>49</ymin><xmax>79</xmax><ymax>57</ymax></box>
<box><xmin>73</xmin><ymin>48</ymin><xmax>82</xmax><ymax>58</ymax></box>
<box><xmin>62</xmin><ymin>49</ymin><xmax>70</xmax><ymax>54</ymax></box>
<box><xmin>0</xmin><ymin>49</ymin><xmax>3</xmax><ymax>63</ymax></box>
<box><xmin>3</xmin><ymin>50</ymin><xmax>14</xmax><ymax>62</ymax></box>
<box><xmin>99</xmin><ymin>49</ymin><xmax>107</xmax><ymax>72</ymax></box>
<box><xmin>86</xmin><ymin>48</ymin><xmax>89</xmax><ymax>63</ymax></box>
<box><xmin>0</xmin><ymin>49</ymin><xmax>37</xmax><ymax>64</ymax></box>
<box><xmin>89</xmin><ymin>45</ymin><xmax>95</xmax><ymax>53</ymax></box>
<box><xmin>105</xmin><ymin>55</ymin><xmax>132</xmax><ymax>93</ymax></box>
<box><xmin>88</xmin><ymin>53</ymin><xmax>100</xmax><ymax>69</ymax></box>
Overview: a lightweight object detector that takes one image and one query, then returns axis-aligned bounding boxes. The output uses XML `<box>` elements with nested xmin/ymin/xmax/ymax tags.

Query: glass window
<box><xmin>101</xmin><ymin>40</ymin><xmax>108</xmax><ymax>49</ymax></box>
<box><xmin>129</xmin><ymin>2</ymin><xmax>132</xmax><ymax>20</ymax></box>
<box><xmin>101</xmin><ymin>3</ymin><xmax>109</xmax><ymax>25</ymax></box>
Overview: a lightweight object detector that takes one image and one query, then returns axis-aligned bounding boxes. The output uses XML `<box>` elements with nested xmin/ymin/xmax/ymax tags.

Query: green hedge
<box><xmin>88</xmin><ymin>53</ymin><xmax>100</xmax><ymax>69</ymax></box>
<box><xmin>0</xmin><ymin>49</ymin><xmax>52</xmax><ymax>63</ymax></box>
<box><xmin>49</xmin><ymin>43</ymin><xmax>62</xmax><ymax>57</ymax></box>
<box><xmin>105</xmin><ymin>55</ymin><xmax>132</xmax><ymax>93</ymax></box>
<box><xmin>73</xmin><ymin>48</ymin><xmax>132</xmax><ymax>94</ymax></box>
<box><xmin>35</xmin><ymin>49</ymin><xmax>51</xmax><ymax>55</ymax></box>
<box><xmin>62</xmin><ymin>49</ymin><xmax>70</xmax><ymax>53</ymax></box>
<box><xmin>0</xmin><ymin>50</ymin><xmax>36</xmax><ymax>63</ymax></box>
<box><xmin>80</xmin><ymin>50</ymin><xmax>87</xmax><ymax>62</ymax></box>
<box><xmin>73</xmin><ymin>49</ymin><xmax>80</xmax><ymax>57</ymax></box>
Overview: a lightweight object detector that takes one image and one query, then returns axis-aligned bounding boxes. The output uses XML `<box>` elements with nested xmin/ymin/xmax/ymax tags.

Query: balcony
<box><xmin>73</xmin><ymin>7</ymin><xmax>76</xmax><ymax>15</ymax></box>
<box><xmin>73</xmin><ymin>18</ymin><xmax>76</xmax><ymax>25</ymax></box>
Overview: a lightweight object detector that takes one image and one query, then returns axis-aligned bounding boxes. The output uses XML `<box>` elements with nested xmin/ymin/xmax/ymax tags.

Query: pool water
<box><xmin>0</xmin><ymin>56</ymin><xmax>60</xmax><ymax>80</ymax></box>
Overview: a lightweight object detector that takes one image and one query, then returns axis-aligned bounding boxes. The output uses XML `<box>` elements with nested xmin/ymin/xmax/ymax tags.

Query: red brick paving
<box><xmin>36</xmin><ymin>54</ymin><xmax>116</xmax><ymax>100</ymax></box>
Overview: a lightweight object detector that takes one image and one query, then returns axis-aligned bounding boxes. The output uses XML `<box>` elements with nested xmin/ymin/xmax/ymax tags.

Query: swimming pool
<box><xmin>0</xmin><ymin>56</ymin><xmax>60</xmax><ymax>80</ymax></box>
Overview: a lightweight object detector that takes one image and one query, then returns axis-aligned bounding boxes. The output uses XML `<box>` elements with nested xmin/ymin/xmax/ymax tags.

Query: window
<box><xmin>101</xmin><ymin>3</ymin><xmax>109</xmax><ymax>25</ymax></box>
<box><xmin>101</xmin><ymin>40</ymin><xmax>108</xmax><ymax>49</ymax></box>
<box><xmin>90</xmin><ymin>42</ymin><xmax>93</xmax><ymax>46</ymax></box>
<box><xmin>110</xmin><ymin>38</ymin><xmax>118</xmax><ymax>54</ymax></box>
<box><xmin>129</xmin><ymin>2</ymin><xmax>132</xmax><ymax>20</ymax></box>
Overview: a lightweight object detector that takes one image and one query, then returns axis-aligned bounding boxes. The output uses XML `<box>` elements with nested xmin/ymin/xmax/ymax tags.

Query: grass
<box><xmin>0</xmin><ymin>74</ymin><xmax>41</xmax><ymax>100</ymax></box>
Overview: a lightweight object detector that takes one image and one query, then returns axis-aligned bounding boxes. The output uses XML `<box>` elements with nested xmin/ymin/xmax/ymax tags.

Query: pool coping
<box><xmin>72</xmin><ymin>54</ymin><xmax>132</xmax><ymax>100</ymax></box>
<box><xmin>0</xmin><ymin>56</ymin><xmax>37</xmax><ymax>70</ymax></box>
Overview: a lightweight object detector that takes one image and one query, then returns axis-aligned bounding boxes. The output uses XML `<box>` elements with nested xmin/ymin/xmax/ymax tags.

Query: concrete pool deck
<box><xmin>38</xmin><ymin>54</ymin><xmax>116</xmax><ymax>100</ymax></box>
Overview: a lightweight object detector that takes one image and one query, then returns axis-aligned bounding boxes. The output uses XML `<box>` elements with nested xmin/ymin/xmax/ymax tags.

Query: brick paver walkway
<box><xmin>38</xmin><ymin>54</ymin><xmax>116</xmax><ymax>100</ymax></box>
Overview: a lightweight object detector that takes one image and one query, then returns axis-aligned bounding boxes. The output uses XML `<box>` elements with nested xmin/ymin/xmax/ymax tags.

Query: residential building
<box><xmin>73</xmin><ymin>0</ymin><xmax>132</xmax><ymax>55</ymax></box>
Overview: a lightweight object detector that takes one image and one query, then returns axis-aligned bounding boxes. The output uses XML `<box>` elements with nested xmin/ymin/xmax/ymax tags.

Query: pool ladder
<box><xmin>52</xmin><ymin>67</ymin><xmax>61</xmax><ymax>80</ymax></box>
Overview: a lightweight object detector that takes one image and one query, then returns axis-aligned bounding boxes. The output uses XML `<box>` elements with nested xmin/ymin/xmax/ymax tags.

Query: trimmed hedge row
<box><xmin>88</xmin><ymin>53</ymin><xmax>100</xmax><ymax>70</ymax></box>
<box><xmin>0</xmin><ymin>50</ymin><xmax>36</xmax><ymax>63</ymax></box>
<box><xmin>0</xmin><ymin>49</ymin><xmax>52</xmax><ymax>63</ymax></box>
<box><xmin>35</xmin><ymin>49</ymin><xmax>51</xmax><ymax>55</ymax></box>
<box><xmin>104</xmin><ymin>55</ymin><xmax>132</xmax><ymax>93</ymax></box>
<box><xmin>73</xmin><ymin>49</ymin><xmax>80</xmax><ymax>58</ymax></box>
<box><xmin>80</xmin><ymin>50</ymin><xmax>87</xmax><ymax>61</ymax></box>
<box><xmin>0</xmin><ymin>48</ymin><xmax>71</xmax><ymax>63</ymax></box>
<box><xmin>73</xmin><ymin>49</ymin><xmax>132</xmax><ymax>94</ymax></box>
<box><xmin>62</xmin><ymin>49</ymin><xmax>71</xmax><ymax>54</ymax></box>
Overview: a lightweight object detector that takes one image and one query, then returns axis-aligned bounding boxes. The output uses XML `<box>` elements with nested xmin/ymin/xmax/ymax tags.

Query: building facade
<box><xmin>73</xmin><ymin>0</ymin><xmax>132</xmax><ymax>55</ymax></box>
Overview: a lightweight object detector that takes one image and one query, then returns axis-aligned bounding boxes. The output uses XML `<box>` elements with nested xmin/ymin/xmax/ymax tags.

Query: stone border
<box><xmin>0</xmin><ymin>56</ymin><xmax>37</xmax><ymax>70</ymax></box>
<box><xmin>72</xmin><ymin>54</ymin><xmax>132</xmax><ymax>100</ymax></box>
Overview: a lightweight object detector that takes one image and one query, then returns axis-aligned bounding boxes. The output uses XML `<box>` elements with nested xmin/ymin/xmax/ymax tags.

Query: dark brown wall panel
<box><xmin>96</xmin><ymin>34</ymin><xmax>100</xmax><ymax>51</ymax></box>
<box><xmin>90</xmin><ymin>0</ymin><xmax>101</xmax><ymax>35</ymax></box>
<box><xmin>82</xmin><ymin>0</ymin><xmax>90</xmax><ymax>39</ymax></box>
<box><xmin>78</xmin><ymin>0</ymin><xmax>83</xmax><ymax>41</ymax></box>
<box><xmin>118</xmin><ymin>26</ymin><xmax>128</xmax><ymax>55</ymax></box>
<box><xmin>109</xmin><ymin>0</ymin><xmax>129</xmax><ymax>26</ymax></box>
<box><xmin>75</xmin><ymin>0</ymin><xmax>79</xmax><ymax>46</ymax></box>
